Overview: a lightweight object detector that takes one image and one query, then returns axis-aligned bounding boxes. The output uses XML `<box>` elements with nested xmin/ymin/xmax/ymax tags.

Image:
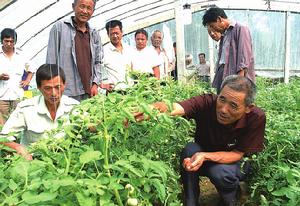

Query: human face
<box><xmin>135</xmin><ymin>33</ymin><xmax>147</xmax><ymax>50</ymax></box>
<box><xmin>199</xmin><ymin>54</ymin><xmax>205</xmax><ymax>64</ymax></box>
<box><xmin>73</xmin><ymin>0</ymin><xmax>95</xmax><ymax>25</ymax></box>
<box><xmin>151</xmin><ymin>31</ymin><xmax>162</xmax><ymax>48</ymax></box>
<box><xmin>2</xmin><ymin>37</ymin><xmax>15</xmax><ymax>52</ymax></box>
<box><xmin>216</xmin><ymin>85</ymin><xmax>251</xmax><ymax>125</ymax></box>
<box><xmin>206</xmin><ymin>17</ymin><xmax>226</xmax><ymax>34</ymax></box>
<box><xmin>38</xmin><ymin>76</ymin><xmax>65</xmax><ymax>108</ymax></box>
<box><xmin>108</xmin><ymin>26</ymin><xmax>122</xmax><ymax>46</ymax></box>
<box><xmin>207</xmin><ymin>26</ymin><xmax>221</xmax><ymax>41</ymax></box>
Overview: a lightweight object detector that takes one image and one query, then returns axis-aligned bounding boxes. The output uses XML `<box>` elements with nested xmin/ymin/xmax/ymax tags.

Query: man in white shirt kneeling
<box><xmin>0</xmin><ymin>64</ymin><xmax>79</xmax><ymax>160</ymax></box>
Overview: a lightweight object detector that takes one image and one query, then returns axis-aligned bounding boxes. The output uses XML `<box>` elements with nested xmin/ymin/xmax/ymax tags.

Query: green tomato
<box><xmin>125</xmin><ymin>184</ymin><xmax>135</xmax><ymax>194</ymax></box>
<box><xmin>127</xmin><ymin>198</ymin><xmax>138</xmax><ymax>206</ymax></box>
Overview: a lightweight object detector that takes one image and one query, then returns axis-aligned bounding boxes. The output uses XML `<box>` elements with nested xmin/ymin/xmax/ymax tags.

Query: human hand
<box><xmin>20</xmin><ymin>80</ymin><xmax>30</xmax><ymax>88</ymax></box>
<box><xmin>130</xmin><ymin>102</ymin><xmax>167</xmax><ymax>123</ymax></box>
<box><xmin>90</xmin><ymin>83</ymin><xmax>98</xmax><ymax>96</ymax></box>
<box><xmin>123</xmin><ymin>111</ymin><xmax>148</xmax><ymax>128</ymax></box>
<box><xmin>123</xmin><ymin>102</ymin><xmax>166</xmax><ymax>128</ymax></box>
<box><xmin>183</xmin><ymin>152</ymin><xmax>206</xmax><ymax>172</ymax></box>
<box><xmin>0</xmin><ymin>73</ymin><xmax>9</xmax><ymax>80</ymax></box>
<box><xmin>15</xmin><ymin>144</ymin><xmax>33</xmax><ymax>161</ymax></box>
<box><xmin>100</xmin><ymin>83</ymin><xmax>115</xmax><ymax>92</ymax></box>
<box><xmin>133</xmin><ymin>111</ymin><xmax>149</xmax><ymax>122</ymax></box>
<box><xmin>151</xmin><ymin>102</ymin><xmax>168</xmax><ymax>113</ymax></box>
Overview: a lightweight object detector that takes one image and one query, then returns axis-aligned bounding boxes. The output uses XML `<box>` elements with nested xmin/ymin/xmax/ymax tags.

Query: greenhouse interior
<box><xmin>0</xmin><ymin>0</ymin><xmax>299</xmax><ymax>206</ymax></box>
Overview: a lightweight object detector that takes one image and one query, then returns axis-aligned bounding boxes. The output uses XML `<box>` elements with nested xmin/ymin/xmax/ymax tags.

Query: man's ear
<box><xmin>245</xmin><ymin>103</ymin><xmax>255</xmax><ymax>114</ymax></box>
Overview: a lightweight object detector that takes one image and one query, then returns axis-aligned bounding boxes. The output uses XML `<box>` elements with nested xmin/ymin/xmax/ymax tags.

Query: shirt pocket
<box><xmin>27</xmin><ymin>123</ymin><xmax>47</xmax><ymax>134</ymax></box>
<box><xmin>26</xmin><ymin>115</ymin><xmax>51</xmax><ymax>134</ymax></box>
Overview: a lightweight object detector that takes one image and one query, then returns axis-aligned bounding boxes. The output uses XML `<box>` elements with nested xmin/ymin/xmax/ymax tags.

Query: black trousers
<box><xmin>212</xmin><ymin>65</ymin><xmax>224</xmax><ymax>94</ymax></box>
<box><xmin>180</xmin><ymin>142</ymin><xmax>250</xmax><ymax>206</ymax></box>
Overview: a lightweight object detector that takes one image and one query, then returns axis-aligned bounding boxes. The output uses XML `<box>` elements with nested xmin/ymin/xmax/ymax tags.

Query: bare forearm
<box><xmin>1</xmin><ymin>142</ymin><xmax>21</xmax><ymax>150</ymax></box>
<box><xmin>25</xmin><ymin>72</ymin><xmax>33</xmax><ymax>82</ymax></box>
<box><xmin>153</xmin><ymin>66</ymin><xmax>160</xmax><ymax>79</ymax></box>
<box><xmin>1</xmin><ymin>142</ymin><xmax>32</xmax><ymax>160</ymax></box>
<box><xmin>237</xmin><ymin>69</ymin><xmax>245</xmax><ymax>76</ymax></box>
<box><xmin>170</xmin><ymin>103</ymin><xmax>185</xmax><ymax>116</ymax></box>
<box><xmin>202</xmin><ymin>151</ymin><xmax>244</xmax><ymax>164</ymax></box>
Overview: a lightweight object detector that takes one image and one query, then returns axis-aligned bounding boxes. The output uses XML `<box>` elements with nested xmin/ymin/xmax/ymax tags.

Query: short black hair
<box><xmin>202</xmin><ymin>7</ymin><xmax>227</xmax><ymax>26</ymax></box>
<box><xmin>220</xmin><ymin>75</ymin><xmax>256</xmax><ymax>106</ymax></box>
<box><xmin>36</xmin><ymin>64</ymin><xmax>66</xmax><ymax>87</ymax></box>
<box><xmin>1</xmin><ymin>28</ymin><xmax>17</xmax><ymax>43</ymax></box>
<box><xmin>105</xmin><ymin>20</ymin><xmax>123</xmax><ymax>34</ymax></box>
<box><xmin>199</xmin><ymin>53</ymin><xmax>205</xmax><ymax>58</ymax></box>
<box><xmin>135</xmin><ymin>29</ymin><xmax>148</xmax><ymax>39</ymax></box>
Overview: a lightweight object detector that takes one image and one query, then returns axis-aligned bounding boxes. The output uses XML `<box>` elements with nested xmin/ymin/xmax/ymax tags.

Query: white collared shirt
<box><xmin>132</xmin><ymin>46</ymin><xmax>161</xmax><ymax>75</ymax></box>
<box><xmin>0</xmin><ymin>47</ymin><xmax>34</xmax><ymax>100</ymax></box>
<box><xmin>103</xmin><ymin>42</ymin><xmax>134</xmax><ymax>90</ymax></box>
<box><xmin>197</xmin><ymin>62</ymin><xmax>210</xmax><ymax>76</ymax></box>
<box><xmin>152</xmin><ymin>46</ymin><xmax>170</xmax><ymax>78</ymax></box>
<box><xmin>0</xmin><ymin>95</ymin><xmax>79</xmax><ymax>146</ymax></box>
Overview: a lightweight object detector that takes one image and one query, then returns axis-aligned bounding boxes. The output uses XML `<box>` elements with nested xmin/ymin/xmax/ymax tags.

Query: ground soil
<box><xmin>199</xmin><ymin>177</ymin><xmax>254</xmax><ymax>206</ymax></box>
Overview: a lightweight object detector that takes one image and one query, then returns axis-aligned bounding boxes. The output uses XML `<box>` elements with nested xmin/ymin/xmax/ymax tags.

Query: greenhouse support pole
<box><xmin>284</xmin><ymin>11</ymin><xmax>291</xmax><ymax>84</ymax></box>
<box><xmin>175</xmin><ymin>0</ymin><xmax>186</xmax><ymax>82</ymax></box>
<box><xmin>208</xmin><ymin>35</ymin><xmax>215</xmax><ymax>83</ymax></box>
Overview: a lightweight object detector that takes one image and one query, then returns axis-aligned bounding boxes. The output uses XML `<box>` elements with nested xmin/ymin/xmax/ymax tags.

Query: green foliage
<box><xmin>0</xmin><ymin>77</ymin><xmax>208</xmax><ymax>206</ymax></box>
<box><xmin>249</xmin><ymin>77</ymin><xmax>300</xmax><ymax>206</ymax></box>
<box><xmin>1</xmin><ymin>76</ymin><xmax>298</xmax><ymax>205</ymax></box>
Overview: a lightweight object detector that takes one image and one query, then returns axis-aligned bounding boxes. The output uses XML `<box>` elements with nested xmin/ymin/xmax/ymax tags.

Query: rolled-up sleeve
<box><xmin>1</xmin><ymin>105</ymin><xmax>26</xmax><ymax>140</ymax></box>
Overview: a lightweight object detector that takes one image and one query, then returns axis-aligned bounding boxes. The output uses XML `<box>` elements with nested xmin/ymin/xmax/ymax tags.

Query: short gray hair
<box><xmin>73</xmin><ymin>0</ymin><xmax>96</xmax><ymax>8</ymax></box>
<box><xmin>220</xmin><ymin>75</ymin><xmax>256</xmax><ymax>106</ymax></box>
<box><xmin>151</xmin><ymin>30</ymin><xmax>163</xmax><ymax>38</ymax></box>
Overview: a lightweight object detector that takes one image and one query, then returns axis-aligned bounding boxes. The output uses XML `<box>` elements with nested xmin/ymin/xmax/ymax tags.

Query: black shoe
<box><xmin>216</xmin><ymin>186</ymin><xmax>241</xmax><ymax>206</ymax></box>
<box><xmin>216</xmin><ymin>199</ymin><xmax>237</xmax><ymax>206</ymax></box>
<box><xmin>184</xmin><ymin>198</ymin><xmax>199</xmax><ymax>206</ymax></box>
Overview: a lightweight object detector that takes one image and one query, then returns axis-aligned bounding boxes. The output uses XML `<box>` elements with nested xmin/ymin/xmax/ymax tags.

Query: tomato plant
<box><xmin>1</xmin><ymin>76</ymin><xmax>299</xmax><ymax>206</ymax></box>
<box><xmin>249</xmin><ymin>77</ymin><xmax>300</xmax><ymax>206</ymax></box>
<box><xmin>0</xmin><ymin>76</ymin><xmax>209</xmax><ymax>205</ymax></box>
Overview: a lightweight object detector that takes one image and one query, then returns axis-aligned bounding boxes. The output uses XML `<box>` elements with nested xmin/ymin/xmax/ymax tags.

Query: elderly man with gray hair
<box><xmin>137</xmin><ymin>75</ymin><xmax>265</xmax><ymax>206</ymax></box>
<box><xmin>151</xmin><ymin>30</ymin><xmax>174</xmax><ymax>78</ymax></box>
<box><xmin>46</xmin><ymin>0</ymin><xmax>103</xmax><ymax>101</ymax></box>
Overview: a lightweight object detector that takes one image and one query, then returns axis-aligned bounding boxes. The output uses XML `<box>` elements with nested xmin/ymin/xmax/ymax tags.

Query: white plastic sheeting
<box><xmin>0</xmin><ymin>0</ymin><xmax>300</xmax><ymax>78</ymax></box>
<box><xmin>0</xmin><ymin>0</ymin><xmax>177</xmax><ymax>68</ymax></box>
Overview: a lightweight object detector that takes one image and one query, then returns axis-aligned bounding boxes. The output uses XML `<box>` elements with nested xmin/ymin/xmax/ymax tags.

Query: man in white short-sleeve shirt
<box><xmin>0</xmin><ymin>64</ymin><xmax>79</xmax><ymax>160</ymax></box>
<box><xmin>102</xmin><ymin>20</ymin><xmax>134</xmax><ymax>91</ymax></box>
<box><xmin>0</xmin><ymin>28</ymin><xmax>34</xmax><ymax>125</ymax></box>
<box><xmin>151</xmin><ymin>30</ymin><xmax>172</xmax><ymax>79</ymax></box>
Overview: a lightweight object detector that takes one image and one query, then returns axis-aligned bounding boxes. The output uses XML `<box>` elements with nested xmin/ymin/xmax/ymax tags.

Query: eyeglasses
<box><xmin>3</xmin><ymin>39</ymin><xmax>15</xmax><ymax>44</ymax></box>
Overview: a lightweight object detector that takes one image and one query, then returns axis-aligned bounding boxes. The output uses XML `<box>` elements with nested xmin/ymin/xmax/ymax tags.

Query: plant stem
<box><xmin>102</xmin><ymin>100</ymin><xmax>123</xmax><ymax>206</ymax></box>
